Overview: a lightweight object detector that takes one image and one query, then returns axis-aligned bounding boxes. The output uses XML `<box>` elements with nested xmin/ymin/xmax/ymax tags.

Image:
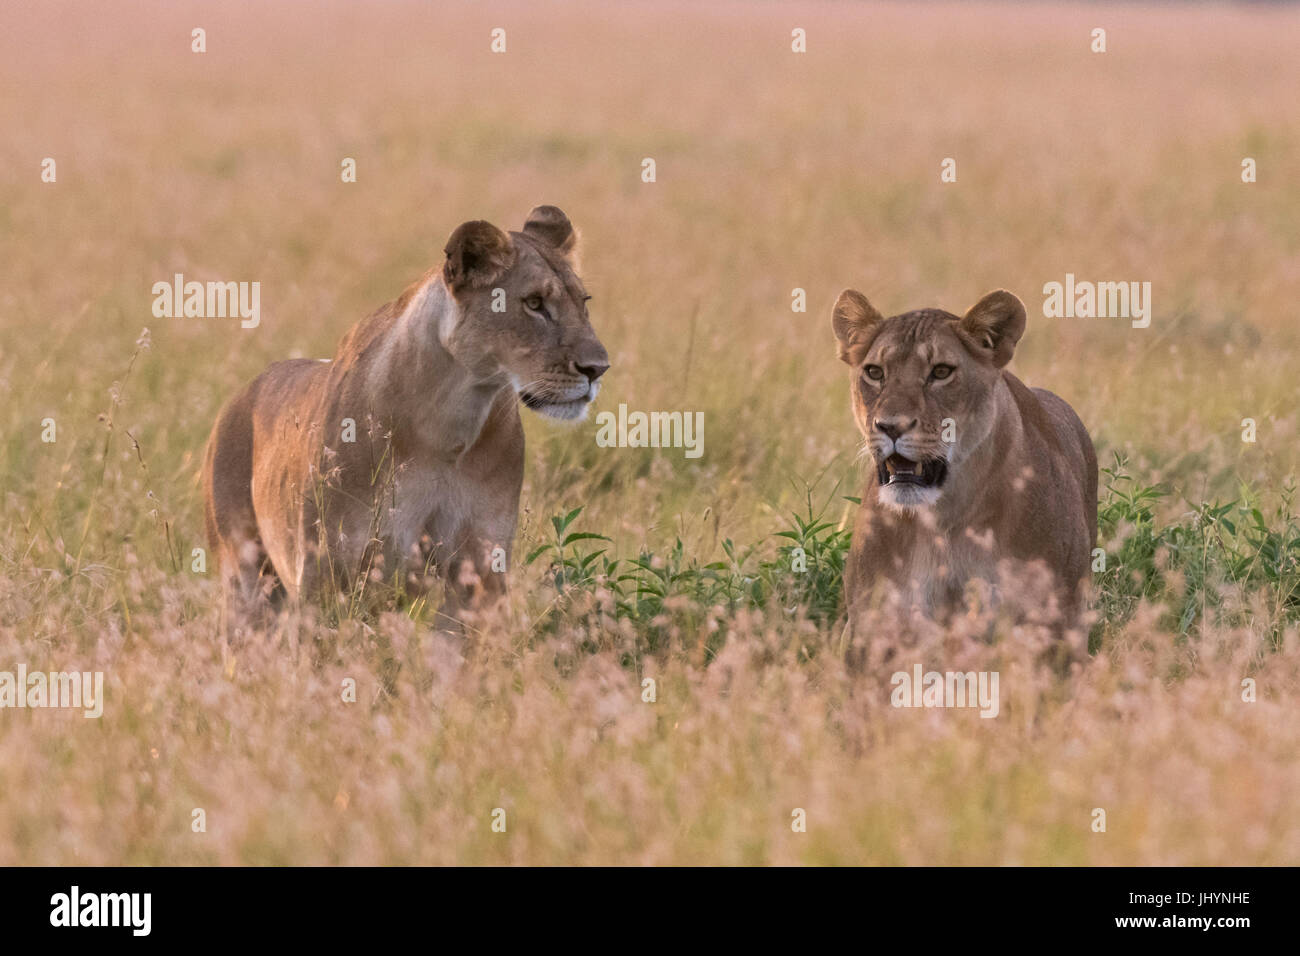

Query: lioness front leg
<box><xmin>433</xmin><ymin>531</ymin><xmax>511</xmax><ymax>632</ymax></box>
<box><xmin>210</xmin><ymin>521</ymin><xmax>285</xmax><ymax>645</ymax></box>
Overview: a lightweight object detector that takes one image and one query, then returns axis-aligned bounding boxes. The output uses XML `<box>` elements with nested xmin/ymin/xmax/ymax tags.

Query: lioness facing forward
<box><xmin>832</xmin><ymin>288</ymin><xmax>1097</xmax><ymax>637</ymax></box>
<box><xmin>203</xmin><ymin>205</ymin><xmax>608</xmax><ymax>636</ymax></box>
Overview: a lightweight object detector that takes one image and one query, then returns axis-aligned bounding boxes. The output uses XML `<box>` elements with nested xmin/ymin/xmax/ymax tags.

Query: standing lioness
<box><xmin>832</xmin><ymin>288</ymin><xmax>1097</xmax><ymax>636</ymax></box>
<box><xmin>203</xmin><ymin>206</ymin><xmax>609</xmax><ymax>636</ymax></box>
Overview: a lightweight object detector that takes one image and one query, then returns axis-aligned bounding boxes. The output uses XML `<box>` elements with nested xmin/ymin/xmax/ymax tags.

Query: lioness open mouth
<box><xmin>877</xmin><ymin>453</ymin><xmax>948</xmax><ymax>489</ymax></box>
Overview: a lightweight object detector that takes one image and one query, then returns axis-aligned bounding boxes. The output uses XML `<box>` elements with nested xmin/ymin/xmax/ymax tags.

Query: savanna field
<box><xmin>2</xmin><ymin>1</ymin><xmax>1299</xmax><ymax>864</ymax></box>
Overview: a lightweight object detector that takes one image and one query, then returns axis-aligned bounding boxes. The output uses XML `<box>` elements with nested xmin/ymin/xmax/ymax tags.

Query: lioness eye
<box><xmin>930</xmin><ymin>364</ymin><xmax>954</xmax><ymax>380</ymax></box>
<box><xmin>864</xmin><ymin>365</ymin><xmax>884</xmax><ymax>381</ymax></box>
<box><xmin>523</xmin><ymin>295</ymin><xmax>544</xmax><ymax>311</ymax></box>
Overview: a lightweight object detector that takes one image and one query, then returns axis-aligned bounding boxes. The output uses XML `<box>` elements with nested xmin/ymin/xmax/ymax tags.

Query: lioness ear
<box><xmin>521</xmin><ymin>205</ymin><xmax>577</xmax><ymax>257</ymax></box>
<box><xmin>832</xmin><ymin>289</ymin><xmax>885</xmax><ymax>364</ymax></box>
<box><xmin>958</xmin><ymin>290</ymin><xmax>1026</xmax><ymax>368</ymax></box>
<box><xmin>443</xmin><ymin>220</ymin><xmax>515</xmax><ymax>293</ymax></box>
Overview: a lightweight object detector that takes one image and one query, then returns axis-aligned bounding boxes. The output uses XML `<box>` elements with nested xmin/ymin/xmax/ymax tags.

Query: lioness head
<box><xmin>832</xmin><ymin>288</ymin><xmax>1026</xmax><ymax>512</ymax></box>
<box><xmin>440</xmin><ymin>205</ymin><xmax>609</xmax><ymax>421</ymax></box>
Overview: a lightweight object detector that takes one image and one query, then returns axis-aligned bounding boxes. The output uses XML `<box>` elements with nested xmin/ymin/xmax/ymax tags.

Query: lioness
<box><xmin>832</xmin><ymin>288</ymin><xmax>1097</xmax><ymax>637</ymax></box>
<box><xmin>203</xmin><ymin>205</ymin><xmax>609</xmax><ymax>636</ymax></box>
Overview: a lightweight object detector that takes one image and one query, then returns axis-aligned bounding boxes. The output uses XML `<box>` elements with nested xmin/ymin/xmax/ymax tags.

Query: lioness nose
<box><xmin>574</xmin><ymin>359</ymin><xmax>610</xmax><ymax>382</ymax></box>
<box><xmin>874</xmin><ymin>418</ymin><xmax>916</xmax><ymax>440</ymax></box>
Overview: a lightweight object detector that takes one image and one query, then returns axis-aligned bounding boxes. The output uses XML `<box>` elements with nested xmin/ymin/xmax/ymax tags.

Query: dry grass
<box><xmin>1</xmin><ymin>0</ymin><xmax>1298</xmax><ymax>864</ymax></box>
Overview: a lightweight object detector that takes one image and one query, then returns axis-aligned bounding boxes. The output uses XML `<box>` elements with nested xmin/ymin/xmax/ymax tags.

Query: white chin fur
<box><xmin>877</xmin><ymin>482</ymin><xmax>942</xmax><ymax>512</ymax></box>
<box><xmin>534</xmin><ymin>400</ymin><xmax>591</xmax><ymax>423</ymax></box>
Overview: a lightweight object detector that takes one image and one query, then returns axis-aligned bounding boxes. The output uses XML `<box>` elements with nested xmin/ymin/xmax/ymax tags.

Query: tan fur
<box><xmin>832</xmin><ymin>288</ymin><xmax>1097</xmax><ymax>637</ymax></box>
<box><xmin>203</xmin><ymin>206</ymin><xmax>609</xmax><ymax>638</ymax></box>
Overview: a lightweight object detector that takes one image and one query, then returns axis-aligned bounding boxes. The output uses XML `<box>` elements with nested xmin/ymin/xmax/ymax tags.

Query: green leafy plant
<box><xmin>522</xmin><ymin>487</ymin><xmax>855</xmax><ymax>641</ymax></box>
<box><xmin>1095</xmin><ymin>453</ymin><xmax>1300</xmax><ymax>646</ymax></box>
